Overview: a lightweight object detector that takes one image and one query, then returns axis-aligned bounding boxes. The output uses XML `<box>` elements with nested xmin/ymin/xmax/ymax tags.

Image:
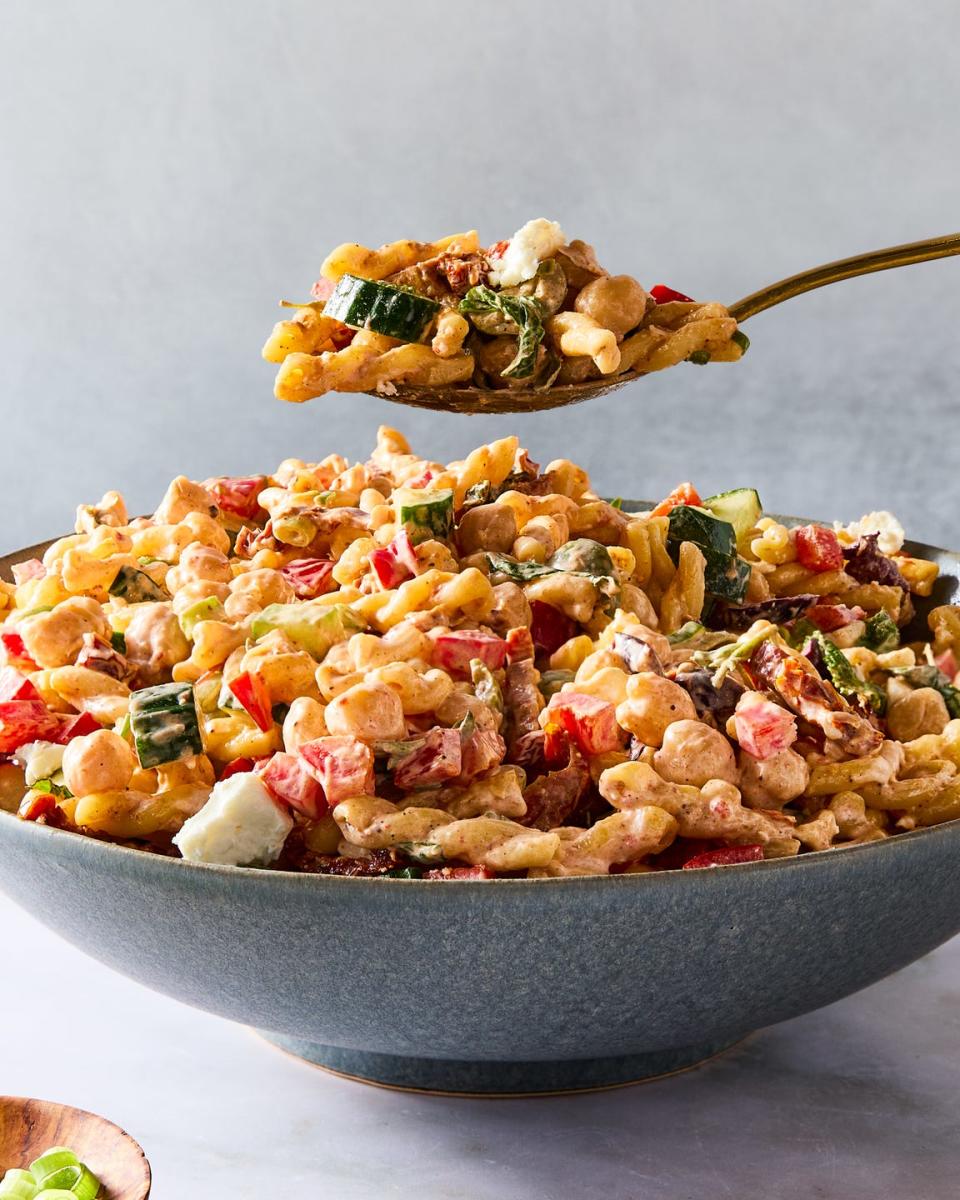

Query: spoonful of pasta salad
<box><xmin>262</xmin><ymin>222</ymin><xmax>960</xmax><ymax>414</ymax></box>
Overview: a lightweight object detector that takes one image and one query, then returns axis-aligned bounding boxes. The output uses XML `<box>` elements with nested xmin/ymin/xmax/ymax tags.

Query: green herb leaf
<box><xmin>459</xmin><ymin>285</ymin><xmax>546</xmax><ymax>379</ymax></box>
<box><xmin>813</xmin><ymin>632</ymin><xmax>887</xmax><ymax>715</ymax></box>
<box><xmin>384</xmin><ymin>866</ymin><xmax>423</xmax><ymax>879</ymax></box>
<box><xmin>857</xmin><ymin>610</ymin><xmax>900</xmax><ymax>653</ymax></box>
<box><xmin>32</xmin><ymin>777</ymin><xmax>73</xmax><ymax>800</ymax></box>
<box><xmin>110</xmin><ymin>630</ymin><xmax>127</xmax><ymax>654</ymax></box>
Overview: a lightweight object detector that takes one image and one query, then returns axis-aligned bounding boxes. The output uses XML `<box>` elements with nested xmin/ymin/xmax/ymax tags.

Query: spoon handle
<box><xmin>727</xmin><ymin>232</ymin><xmax>960</xmax><ymax>323</ymax></box>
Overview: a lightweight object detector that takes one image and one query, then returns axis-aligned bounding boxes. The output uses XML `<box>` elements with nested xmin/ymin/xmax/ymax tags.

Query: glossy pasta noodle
<box><xmin>262</xmin><ymin>219</ymin><xmax>747</xmax><ymax>402</ymax></box>
<box><xmin>1</xmin><ymin>427</ymin><xmax>959</xmax><ymax>878</ymax></box>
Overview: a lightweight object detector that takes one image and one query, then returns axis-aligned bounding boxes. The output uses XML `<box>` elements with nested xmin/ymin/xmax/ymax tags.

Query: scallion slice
<box><xmin>0</xmin><ymin>1169</ymin><xmax>38</xmax><ymax>1199</ymax></box>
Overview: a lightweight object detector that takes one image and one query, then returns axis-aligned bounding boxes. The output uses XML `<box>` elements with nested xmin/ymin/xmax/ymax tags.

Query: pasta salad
<box><xmin>2</xmin><ymin>427</ymin><xmax>959</xmax><ymax>878</ymax></box>
<box><xmin>262</xmin><ymin>219</ymin><xmax>747</xmax><ymax>402</ymax></box>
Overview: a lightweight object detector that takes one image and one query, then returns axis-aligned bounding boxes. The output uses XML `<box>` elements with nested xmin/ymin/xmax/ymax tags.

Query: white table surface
<box><xmin>1</xmin><ymin>894</ymin><xmax>957</xmax><ymax>1199</ymax></box>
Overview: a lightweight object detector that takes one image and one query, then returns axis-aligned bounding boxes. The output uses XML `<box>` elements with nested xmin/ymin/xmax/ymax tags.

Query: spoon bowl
<box><xmin>390</xmin><ymin>372</ymin><xmax>643</xmax><ymax>413</ymax></box>
<box><xmin>0</xmin><ymin>1097</ymin><xmax>151</xmax><ymax>1199</ymax></box>
<box><xmin>383</xmin><ymin>231</ymin><xmax>960</xmax><ymax>413</ymax></box>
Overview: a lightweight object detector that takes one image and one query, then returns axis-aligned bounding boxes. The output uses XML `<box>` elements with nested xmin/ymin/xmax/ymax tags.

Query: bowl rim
<box><xmin>2</xmin><ymin>516</ymin><xmax>958</xmax><ymax>890</ymax></box>
<box><xmin>3</xmin><ymin>802</ymin><xmax>959</xmax><ymax>888</ymax></box>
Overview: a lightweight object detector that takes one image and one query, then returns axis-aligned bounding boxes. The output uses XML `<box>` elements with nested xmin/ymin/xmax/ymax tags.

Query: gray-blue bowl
<box><xmin>1</xmin><ymin>523</ymin><xmax>958</xmax><ymax>1095</ymax></box>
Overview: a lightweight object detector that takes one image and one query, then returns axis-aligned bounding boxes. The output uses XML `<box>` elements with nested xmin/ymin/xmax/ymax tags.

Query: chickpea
<box><xmin>574</xmin><ymin>275</ymin><xmax>649</xmax><ymax>339</ymax></box>
<box><xmin>325</xmin><ymin>680</ymin><xmax>406</xmax><ymax>741</ymax></box>
<box><xmin>738</xmin><ymin>747</ymin><xmax>810</xmax><ymax>808</ymax></box>
<box><xmin>654</xmin><ymin>720</ymin><xmax>738</xmax><ymax>787</ymax></box>
<box><xmin>62</xmin><ymin>730</ymin><xmax>137</xmax><ymax>797</ymax></box>
<box><xmin>886</xmin><ymin>687</ymin><xmax>950</xmax><ymax>741</ymax></box>
<box><xmin>476</xmin><ymin>337</ymin><xmax>549</xmax><ymax>388</ymax></box>
<box><xmin>616</xmin><ymin>674</ymin><xmax>697</xmax><ymax>747</ymax></box>
<box><xmin>283</xmin><ymin>696</ymin><xmax>329</xmax><ymax>752</ymax></box>
<box><xmin>457</xmin><ymin>504</ymin><xmax>518</xmax><ymax>555</ymax></box>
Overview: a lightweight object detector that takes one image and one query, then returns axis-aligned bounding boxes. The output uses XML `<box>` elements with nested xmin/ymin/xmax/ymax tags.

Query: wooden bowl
<box><xmin>0</xmin><ymin>1097</ymin><xmax>150</xmax><ymax>1198</ymax></box>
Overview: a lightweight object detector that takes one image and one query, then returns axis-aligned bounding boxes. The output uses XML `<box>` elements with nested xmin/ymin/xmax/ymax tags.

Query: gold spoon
<box><xmin>387</xmin><ymin>232</ymin><xmax>960</xmax><ymax>415</ymax></box>
<box><xmin>0</xmin><ymin>1095</ymin><xmax>152</xmax><ymax>1198</ymax></box>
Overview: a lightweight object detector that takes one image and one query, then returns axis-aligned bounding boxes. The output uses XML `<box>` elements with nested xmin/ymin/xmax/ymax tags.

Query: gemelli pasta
<box><xmin>2</xmin><ymin>427</ymin><xmax>958</xmax><ymax>878</ymax></box>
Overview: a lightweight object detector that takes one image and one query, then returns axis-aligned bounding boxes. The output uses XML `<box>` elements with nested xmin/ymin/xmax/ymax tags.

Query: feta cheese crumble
<box><xmin>487</xmin><ymin>218</ymin><xmax>566</xmax><ymax>288</ymax></box>
<box><xmin>173</xmin><ymin>772</ymin><xmax>293</xmax><ymax>867</ymax></box>
<box><xmin>836</xmin><ymin>511</ymin><xmax>905</xmax><ymax>555</ymax></box>
<box><xmin>18</xmin><ymin>740</ymin><xmax>66</xmax><ymax>787</ymax></box>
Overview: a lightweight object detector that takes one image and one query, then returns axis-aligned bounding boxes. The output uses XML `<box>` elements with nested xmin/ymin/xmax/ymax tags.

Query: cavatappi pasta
<box><xmin>262</xmin><ymin>219</ymin><xmax>747</xmax><ymax>402</ymax></box>
<box><xmin>1</xmin><ymin>428</ymin><xmax>957</xmax><ymax>878</ymax></box>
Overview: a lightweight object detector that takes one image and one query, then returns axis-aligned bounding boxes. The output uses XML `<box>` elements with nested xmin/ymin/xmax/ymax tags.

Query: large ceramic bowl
<box><xmin>1</xmin><ymin>522</ymin><xmax>959</xmax><ymax>1095</ymax></box>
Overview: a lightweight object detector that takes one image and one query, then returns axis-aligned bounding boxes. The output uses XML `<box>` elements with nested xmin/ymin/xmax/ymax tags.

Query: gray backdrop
<box><xmin>1</xmin><ymin>0</ymin><xmax>958</xmax><ymax>552</ymax></box>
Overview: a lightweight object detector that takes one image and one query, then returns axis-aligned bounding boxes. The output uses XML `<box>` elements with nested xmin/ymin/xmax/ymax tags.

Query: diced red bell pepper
<box><xmin>650</xmin><ymin>284</ymin><xmax>694</xmax><ymax>304</ymax></box>
<box><xmin>11</xmin><ymin>558</ymin><xmax>45</xmax><ymax>585</ymax></box>
<box><xmin>281</xmin><ymin>557</ymin><xmax>335</xmax><ymax>599</ymax></box>
<box><xmin>310</xmin><ymin>277</ymin><xmax>335</xmax><ymax>302</ymax></box>
<box><xmin>433</xmin><ymin>629</ymin><xmax>507</xmax><ymax>675</ymax></box>
<box><xmin>548</xmin><ymin>692</ymin><xmax>622</xmax><ymax>756</ymax></box>
<box><xmin>733</xmin><ymin>693</ymin><xmax>797</xmax><ymax>760</ymax></box>
<box><xmin>369</xmin><ymin>530</ymin><xmax>420</xmax><ymax>589</ymax></box>
<box><xmin>794</xmin><ymin>525</ymin><xmax>845</xmax><ymax>573</ymax></box>
<box><xmin>19</xmin><ymin>791</ymin><xmax>58</xmax><ymax>822</ymax></box>
<box><xmin>423</xmin><ymin>865</ymin><xmax>495</xmax><ymax>880</ymax></box>
<box><xmin>229</xmin><ymin>671</ymin><xmax>274</xmax><ymax>733</ymax></box>
<box><xmin>0</xmin><ymin>630</ymin><xmax>38</xmax><ymax>672</ymax></box>
<box><xmin>486</xmin><ymin>240</ymin><xmax>510</xmax><ymax>261</ymax></box>
<box><xmin>682</xmin><ymin>844</ymin><xmax>764</xmax><ymax>869</ymax></box>
<box><xmin>505</xmin><ymin>626</ymin><xmax>535</xmax><ymax>663</ymax></box>
<box><xmin>0</xmin><ymin>666</ymin><xmax>40</xmax><ymax>703</ymax></box>
<box><xmin>459</xmin><ymin>729</ymin><xmax>506</xmax><ymax>780</ymax></box>
<box><xmin>0</xmin><ymin>701</ymin><xmax>61</xmax><ymax>755</ymax></box>
<box><xmin>220</xmin><ymin>755</ymin><xmax>257</xmax><ymax>780</ymax></box>
<box><xmin>393</xmin><ymin>727</ymin><xmax>462</xmax><ymax>789</ymax></box>
<box><xmin>805</xmin><ymin>603</ymin><xmax>866</xmax><ymax>633</ymax></box>
<box><xmin>258</xmin><ymin>752</ymin><xmax>327</xmax><ymax>819</ymax></box>
<box><xmin>936</xmin><ymin>649</ymin><xmax>958</xmax><ymax>680</ymax></box>
<box><xmin>53</xmin><ymin>711</ymin><xmax>104</xmax><ymax>744</ymax></box>
<box><xmin>299</xmin><ymin>736</ymin><xmax>375</xmax><ymax>806</ymax></box>
<box><xmin>529</xmin><ymin>601</ymin><xmax>577</xmax><ymax>657</ymax></box>
<box><xmin>208</xmin><ymin>476</ymin><xmax>269</xmax><ymax>521</ymax></box>
<box><xmin>650</xmin><ymin>482</ymin><xmax>702</xmax><ymax>517</ymax></box>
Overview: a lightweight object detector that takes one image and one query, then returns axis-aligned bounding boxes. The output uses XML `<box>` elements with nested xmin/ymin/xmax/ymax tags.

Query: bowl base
<box><xmin>256</xmin><ymin>1033</ymin><xmax>741</xmax><ymax>1096</ymax></box>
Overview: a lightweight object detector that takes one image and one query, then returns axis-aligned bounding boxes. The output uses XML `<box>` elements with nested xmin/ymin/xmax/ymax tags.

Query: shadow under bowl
<box><xmin>0</xmin><ymin>520</ymin><xmax>958</xmax><ymax>1095</ymax></box>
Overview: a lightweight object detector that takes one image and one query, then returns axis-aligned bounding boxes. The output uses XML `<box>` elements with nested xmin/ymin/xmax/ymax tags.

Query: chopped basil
<box><xmin>110</xmin><ymin>630</ymin><xmax>127</xmax><ymax>654</ymax></box>
<box><xmin>731</xmin><ymin>330</ymin><xmax>750</xmax><ymax>355</ymax></box>
<box><xmin>32</xmin><ymin>777</ymin><xmax>73</xmax><ymax>800</ymax></box>
<box><xmin>688</xmin><ymin>349</ymin><xmax>711</xmax><ymax>365</ymax></box>
<box><xmin>812</xmin><ymin>632</ymin><xmax>887</xmax><ymax>715</ymax></box>
<box><xmin>858</xmin><ymin>610</ymin><xmax>900</xmax><ymax>653</ymax></box>
<box><xmin>385</xmin><ymin>867</ymin><xmax>423</xmax><ymax>879</ymax></box>
<box><xmin>459</xmin><ymin>285</ymin><xmax>546</xmax><ymax>379</ymax></box>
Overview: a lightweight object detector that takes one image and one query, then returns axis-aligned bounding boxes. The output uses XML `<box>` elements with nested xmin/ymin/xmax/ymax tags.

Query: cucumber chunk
<box><xmin>667</xmin><ymin>505</ymin><xmax>750</xmax><ymax>603</ymax></box>
<box><xmin>397</xmin><ymin>489</ymin><xmax>455</xmax><ymax>544</ymax></box>
<box><xmin>702</xmin><ymin>489</ymin><xmax>762</xmax><ymax>540</ymax></box>
<box><xmin>250</xmin><ymin>601</ymin><xmax>365</xmax><ymax>659</ymax></box>
<box><xmin>129</xmin><ymin>682</ymin><xmax>203</xmax><ymax>768</ymax></box>
<box><xmin>324</xmin><ymin>274</ymin><xmax>440</xmax><ymax>342</ymax></box>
